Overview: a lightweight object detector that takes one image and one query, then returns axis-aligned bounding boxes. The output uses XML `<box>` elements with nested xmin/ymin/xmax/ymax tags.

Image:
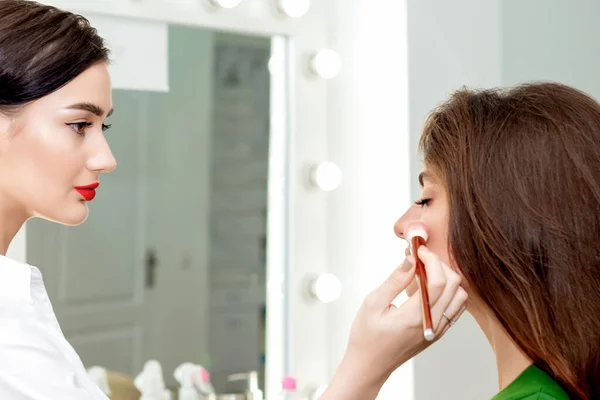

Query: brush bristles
<box><xmin>406</xmin><ymin>226</ymin><xmax>428</xmax><ymax>241</ymax></box>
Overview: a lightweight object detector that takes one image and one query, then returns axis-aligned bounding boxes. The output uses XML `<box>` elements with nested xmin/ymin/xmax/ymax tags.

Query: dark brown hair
<box><xmin>420</xmin><ymin>82</ymin><xmax>600</xmax><ymax>399</ymax></box>
<box><xmin>0</xmin><ymin>0</ymin><xmax>109</xmax><ymax>113</ymax></box>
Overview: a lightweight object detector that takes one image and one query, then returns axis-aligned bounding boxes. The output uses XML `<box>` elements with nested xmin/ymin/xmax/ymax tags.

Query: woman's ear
<box><xmin>0</xmin><ymin>110</ymin><xmax>23</xmax><ymax>139</ymax></box>
<box><xmin>0</xmin><ymin>113</ymin><xmax>10</xmax><ymax>135</ymax></box>
<box><xmin>0</xmin><ymin>112</ymin><xmax>20</xmax><ymax>153</ymax></box>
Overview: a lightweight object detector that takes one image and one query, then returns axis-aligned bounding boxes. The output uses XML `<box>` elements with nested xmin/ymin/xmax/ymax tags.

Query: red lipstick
<box><xmin>74</xmin><ymin>182</ymin><xmax>99</xmax><ymax>201</ymax></box>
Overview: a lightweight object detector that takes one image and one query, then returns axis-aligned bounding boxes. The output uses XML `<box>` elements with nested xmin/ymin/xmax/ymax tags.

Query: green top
<box><xmin>492</xmin><ymin>364</ymin><xmax>570</xmax><ymax>400</ymax></box>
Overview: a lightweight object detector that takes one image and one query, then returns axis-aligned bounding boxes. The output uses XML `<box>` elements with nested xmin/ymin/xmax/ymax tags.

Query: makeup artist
<box><xmin>0</xmin><ymin>1</ymin><xmax>115</xmax><ymax>398</ymax></box>
<box><xmin>322</xmin><ymin>83</ymin><xmax>598</xmax><ymax>400</ymax></box>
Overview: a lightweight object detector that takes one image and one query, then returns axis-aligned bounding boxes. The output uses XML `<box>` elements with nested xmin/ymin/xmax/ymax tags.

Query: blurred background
<box><xmin>7</xmin><ymin>0</ymin><xmax>599</xmax><ymax>399</ymax></box>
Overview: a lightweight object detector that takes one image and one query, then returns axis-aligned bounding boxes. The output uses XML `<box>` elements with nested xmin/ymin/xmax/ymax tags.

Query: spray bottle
<box><xmin>173</xmin><ymin>363</ymin><xmax>215</xmax><ymax>400</ymax></box>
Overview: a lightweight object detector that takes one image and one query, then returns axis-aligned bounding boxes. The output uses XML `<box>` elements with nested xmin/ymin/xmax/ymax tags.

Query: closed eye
<box><xmin>414</xmin><ymin>198</ymin><xmax>431</xmax><ymax>207</ymax></box>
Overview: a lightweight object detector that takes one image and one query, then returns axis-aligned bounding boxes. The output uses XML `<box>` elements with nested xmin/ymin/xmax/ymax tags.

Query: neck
<box><xmin>0</xmin><ymin>193</ymin><xmax>30</xmax><ymax>256</ymax></box>
<box><xmin>469</xmin><ymin>301</ymin><xmax>532</xmax><ymax>390</ymax></box>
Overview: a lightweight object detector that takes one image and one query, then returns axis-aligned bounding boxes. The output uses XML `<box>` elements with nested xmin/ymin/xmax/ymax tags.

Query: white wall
<box><xmin>85</xmin><ymin>14</ymin><xmax>169</xmax><ymax>92</ymax></box>
<box><xmin>326</xmin><ymin>0</ymin><xmax>414</xmax><ymax>398</ymax></box>
<box><xmin>406</xmin><ymin>1</ymin><xmax>501</xmax><ymax>399</ymax></box>
<box><xmin>501</xmin><ymin>0</ymin><xmax>600</xmax><ymax>98</ymax></box>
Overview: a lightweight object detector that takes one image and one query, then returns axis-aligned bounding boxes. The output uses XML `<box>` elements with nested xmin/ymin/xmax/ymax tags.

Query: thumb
<box><xmin>367</xmin><ymin>259</ymin><xmax>416</xmax><ymax>310</ymax></box>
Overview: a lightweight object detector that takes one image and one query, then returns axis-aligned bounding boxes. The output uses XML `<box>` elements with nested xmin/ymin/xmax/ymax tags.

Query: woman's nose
<box><xmin>394</xmin><ymin>204</ymin><xmax>420</xmax><ymax>239</ymax></box>
<box><xmin>87</xmin><ymin>137</ymin><xmax>117</xmax><ymax>173</ymax></box>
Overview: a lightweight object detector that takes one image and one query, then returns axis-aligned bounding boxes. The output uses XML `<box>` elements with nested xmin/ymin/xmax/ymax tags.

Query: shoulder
<box><xmin>0</xmin><ymin>307</ymin><xmax>105</xmax><ymax>399</ymax></box>
<box><xmin>493</xmin><ymin>365</ymin><xmax>570</xmax><ymax>400</ymax></box>
<box><xmin>0</xmin><ymin>280</ymin><xmax>64</xmax><ymax>364</ymax></box>
<box><xmin>497</xmin><ymin>389</ymin><xmax>569</xmax><ymax>400</ymax></box>
<box><xmin>537</xmin><ymin>386</ymin><xmax>570</xmax><ymax>400</ymax></box>
<box><xmin>0</xmin><ymin>255</ymin><xmax>37</xmax><ymax>303</ymax></box>
<box><xmin>512</xmin><ymin>388</ymin><xmax>569</xmax><ymax>400</ymax></box>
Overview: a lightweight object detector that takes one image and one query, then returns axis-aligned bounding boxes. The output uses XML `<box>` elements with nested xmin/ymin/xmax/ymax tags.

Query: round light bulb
<box><xmin>310</xmin><ymin>49</ymin><xmax>342</xmax><ymax>79</ymax></box>
<box><xmin>310</xmin><ymin>162</ymin><xmax>342</xmax><ymax>191</ymax></box>
<box><xmin>278</xmin><ymin>0</ymin><xmax>310</xmax><ymax>18</ymax></box>
<box><xmin>309</xmin><ymin>273</ymin><xmax>342</xmax><ymax>303</ymax></box>
<box><xmin>209</xmin><ymin>0</ymin><xmax>242</xmax><ymax>9</ymax></box>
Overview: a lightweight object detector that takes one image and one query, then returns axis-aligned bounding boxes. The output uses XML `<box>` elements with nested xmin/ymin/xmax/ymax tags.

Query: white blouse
<box><xmin>0</xmin><ymin>255</ymin><xmax>108</xmax><ymax>399</ymax></box>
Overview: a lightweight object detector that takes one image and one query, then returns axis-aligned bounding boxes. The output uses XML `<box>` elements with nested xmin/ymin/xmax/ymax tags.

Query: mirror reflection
<box><xmin>26</xmin><ymin>24</ymin><xmax>274</xmax><ymax>395</ymax></box>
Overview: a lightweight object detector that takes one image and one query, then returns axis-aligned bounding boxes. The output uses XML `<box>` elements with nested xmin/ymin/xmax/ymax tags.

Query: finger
<box><xmin>393</xmin><ymin>248</ymin><xmax>448</xmax><ymax>327</ymax></box>
<box><xmin>393</xmin><ymin>285</ymin><xmax>423</xmax><ymax>327</ymax></box>
<box><xmin>365</xmin><ymin>259</ymin><xmax>416</xmax><ymax>310</ymax></box>
<box><xmin>416</xmin><ymin>246</ymin><xmax>447</xmax><ymax>305</ymax></box>
<box><xmin>401</xmin><ymin>255</ymin><xmax>418</xmax><ymax>296</ymax></box>
<box><xmin>455</xmin><ymin>305</ymin><xmax>467</xmax><ymax>320</ymax></box>
<box><xmin>404</xmin><ymin>255</ymin><xmax>418</xmax><ymax>296</ymax></box>
<box><xmin>434</xmin><ymin>287</ymin><xmax>468</xmax><ymax>334</ymax></box>
<box><xmin>429</xmin><ymin>261</ymin><xmax>462</xmax><ymax>328</ymax></box>
<box><xmin>393</xmin><ymin>248</ymin><xmax>459</xmax><ymax>331</ymax></box>
<box><xmin>405</xmin><ymin>277</ymin><xmax>418</xmax><ymax>297</ymax></box>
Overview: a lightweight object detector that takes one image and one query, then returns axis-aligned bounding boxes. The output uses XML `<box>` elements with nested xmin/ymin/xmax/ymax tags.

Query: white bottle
<box><xmin>134</xmin><ymin>360</ymin><xmax>172</xmax><ymax>400</ymax></box>
<box><xmin>86</xmin><ymin>366</ymin><xmax>112</xmax><ymax>397</ymax></box>
<box><xmin>174</xmin><ymin>363</ymin><xmax>215</xmax><ymax>400</ymax></box>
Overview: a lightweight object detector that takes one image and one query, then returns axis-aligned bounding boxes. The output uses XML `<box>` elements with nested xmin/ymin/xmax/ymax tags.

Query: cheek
<box><xmin>8</xmin><ymin>126</ymin><xmax>84</xmax><ymax>190</ymax></box>
<box><xmin>422</xmin><ymin>207</ymin><xmax>452</xmax><ymax>266</ymax></box>
<box><xmin>425</xmin><ymin>230</ymin><xmax>451</xmax><ymax>266</ymax></box>
<box><xmin>39</xmin><ymin>133</ymin><xmax>79</xmax><ymax>161</ymax></box>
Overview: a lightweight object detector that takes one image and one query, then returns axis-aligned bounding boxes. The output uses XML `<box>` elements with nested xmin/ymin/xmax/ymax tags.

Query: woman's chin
<box><xmin>41</xmin><ymin>201</ymin><xmax>90</xmax><ymax>226</ymax></box>
<box><xmin>66</xmin><ymin>201</ymin><xmax>90</xmax><ymax>226</ymax></box>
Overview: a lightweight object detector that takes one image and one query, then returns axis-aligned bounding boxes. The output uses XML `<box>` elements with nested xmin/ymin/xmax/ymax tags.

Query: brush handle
<box><xmin>411</xmin><ymin>236</ymin><xmax>435</xmax><ymax>341</ymax></box>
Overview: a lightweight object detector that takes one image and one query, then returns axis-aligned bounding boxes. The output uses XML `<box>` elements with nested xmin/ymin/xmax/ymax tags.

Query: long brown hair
<box><xmin>420</xmin><ymin>82</ymin><xmax>600</xmax><ymax>399</ymax></box>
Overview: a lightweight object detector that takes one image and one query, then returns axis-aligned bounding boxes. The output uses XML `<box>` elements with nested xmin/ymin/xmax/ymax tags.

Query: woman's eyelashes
<box><xmin>66</xmin><ymin>121</ymin><xmax>112</xmax><ymax>135</ymax></box>
<box><xmin>414</xmin><ymin>197</ymin><xmax>431</xmax><ymax>207</ymax></box>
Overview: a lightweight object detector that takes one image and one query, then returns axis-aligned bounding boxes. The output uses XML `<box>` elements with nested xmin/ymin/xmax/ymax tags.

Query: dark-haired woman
<box><xmin>0</xmin><ymin>1</ymin><xmax>115</xmax><ymax>398</ymax></box>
